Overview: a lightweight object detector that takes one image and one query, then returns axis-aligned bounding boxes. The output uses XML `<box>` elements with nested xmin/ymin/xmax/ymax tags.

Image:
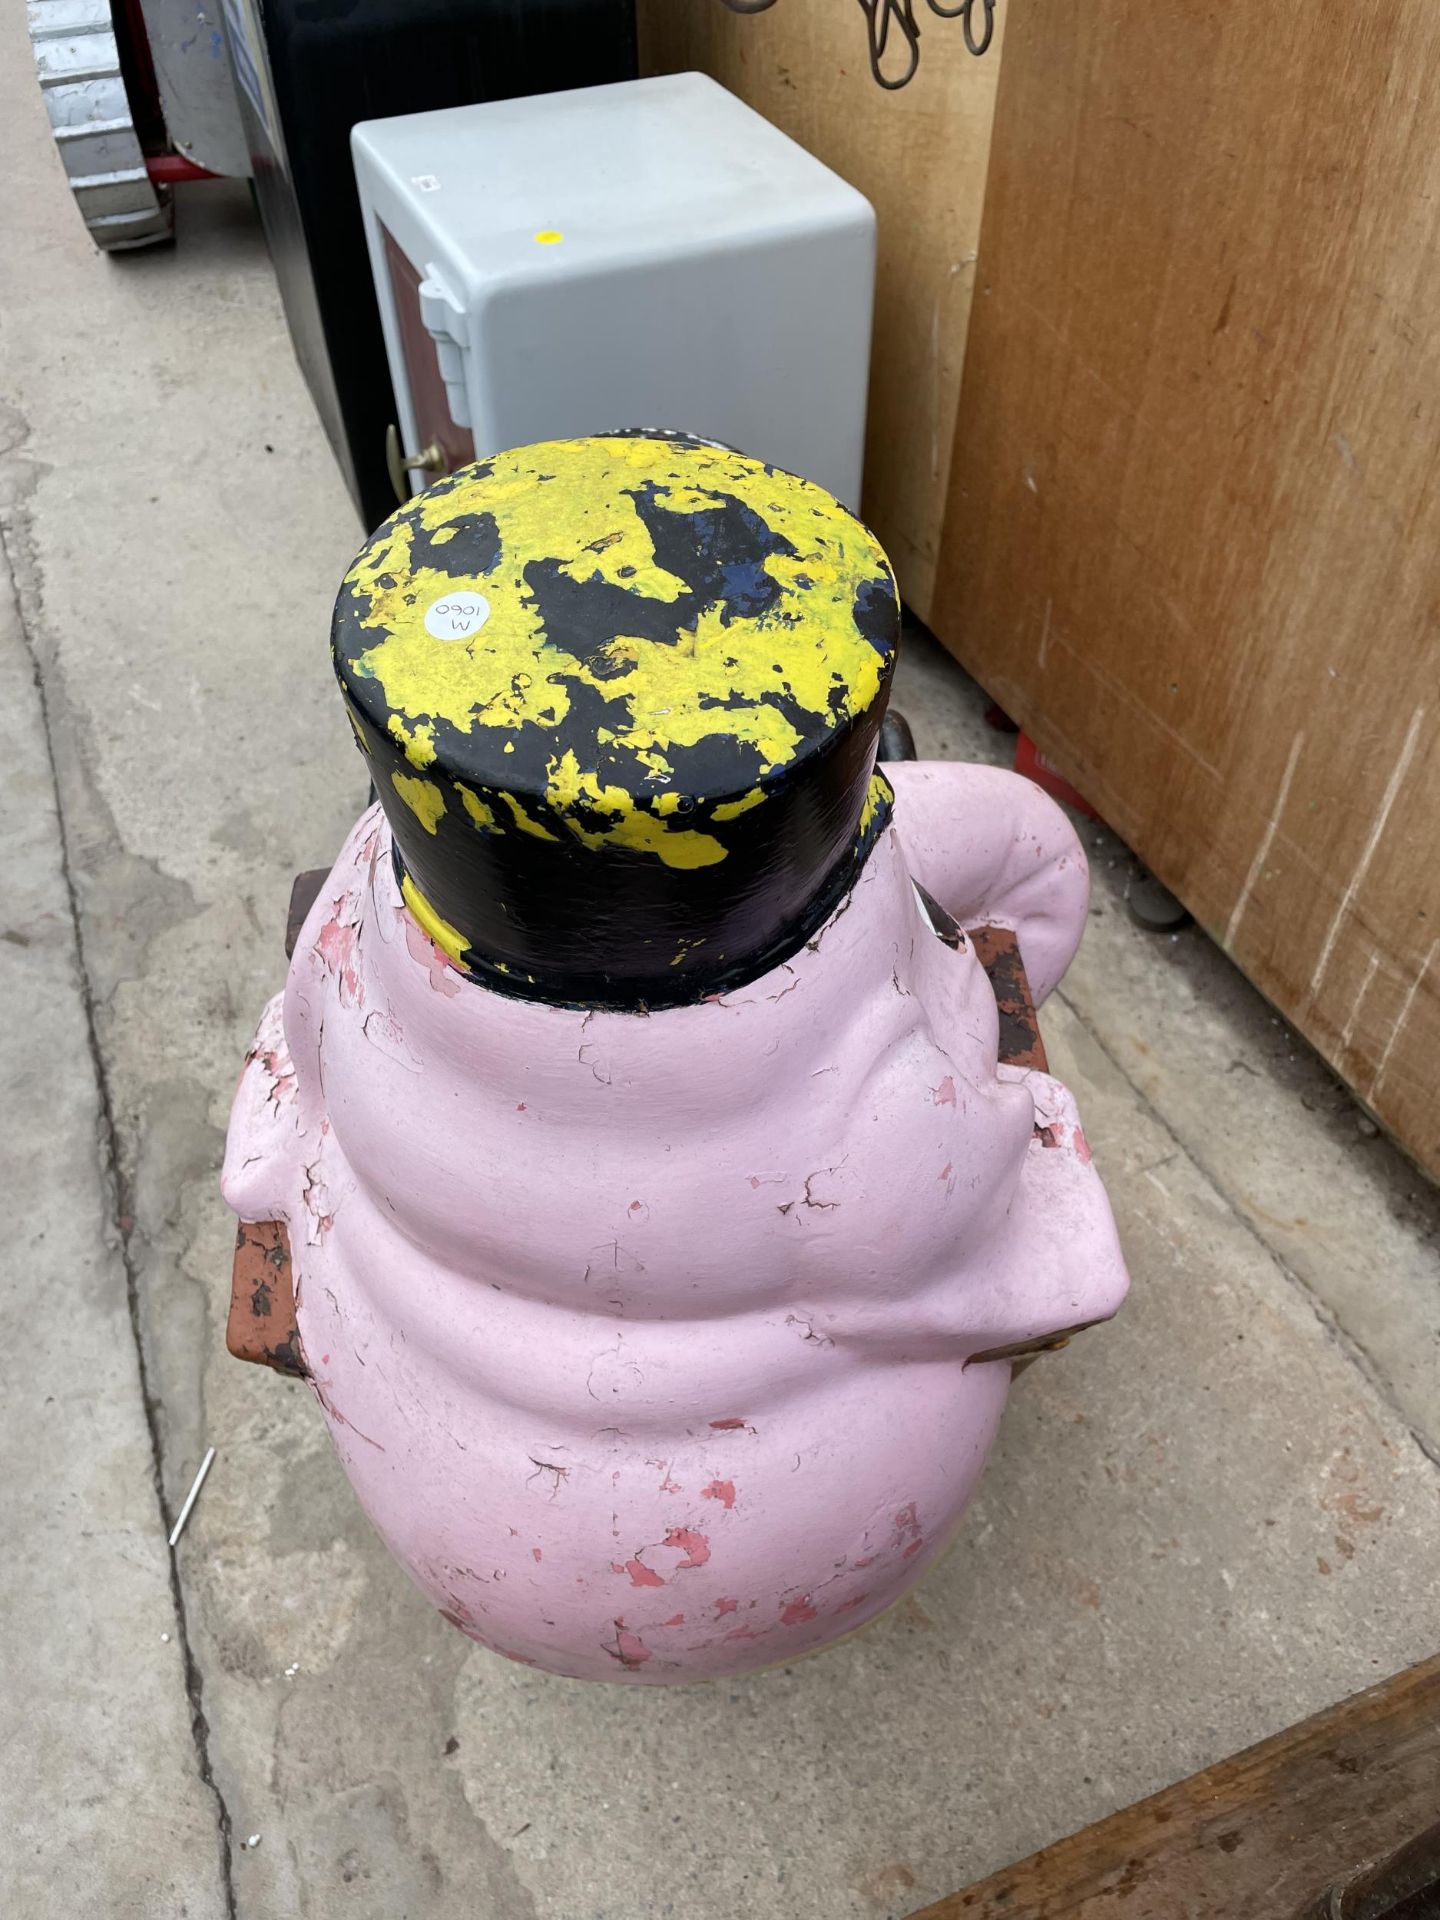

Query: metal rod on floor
<box><xmin>168</xmin><ymin>1446</ymin><xmax>216</xmax><ymax>1548</ymax></box>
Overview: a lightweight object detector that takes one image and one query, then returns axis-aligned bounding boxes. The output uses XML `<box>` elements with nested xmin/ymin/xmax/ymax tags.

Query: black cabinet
<box><xmin>225</xmin><ymin>0</ymin><xmax>637</xmax><ymax>530</ymax></box>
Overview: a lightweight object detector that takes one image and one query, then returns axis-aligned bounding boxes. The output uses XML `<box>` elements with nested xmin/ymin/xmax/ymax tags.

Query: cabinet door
<box><xmin>382</xmin><ymin>224</ymin><xmax>476</xmax><ymax>483</ymax></box>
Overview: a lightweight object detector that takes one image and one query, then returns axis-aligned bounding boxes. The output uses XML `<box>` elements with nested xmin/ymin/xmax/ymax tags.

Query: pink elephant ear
<box><xmin>887</xmin><ymin>760</ymin><xmax>1091</xmax><ymax>1004</ymax></box>
<box><xmin>985</xmin><ymin>1062</ymin><xmax>1131</xmax><ymax>1349</ymax></box>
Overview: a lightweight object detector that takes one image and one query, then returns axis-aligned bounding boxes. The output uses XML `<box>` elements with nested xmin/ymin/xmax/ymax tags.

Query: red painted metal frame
<box><xmin>146</xmin><ymin>153</ymin><xmax>219</xmax><ymax>184</ymax></box>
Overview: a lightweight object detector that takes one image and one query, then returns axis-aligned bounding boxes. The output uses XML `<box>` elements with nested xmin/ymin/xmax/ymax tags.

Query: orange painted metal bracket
<box><xmin>227</xmin><ymin>1219</ymin><xmax>307</xmax><ymax>1377</ymax></box>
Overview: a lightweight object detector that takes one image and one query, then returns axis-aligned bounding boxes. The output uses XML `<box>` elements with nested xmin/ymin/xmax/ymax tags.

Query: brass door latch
<box><xmin>385</xmin><ymin>423</ymin><xmax>448</xmax><ymax>504</ymax></box>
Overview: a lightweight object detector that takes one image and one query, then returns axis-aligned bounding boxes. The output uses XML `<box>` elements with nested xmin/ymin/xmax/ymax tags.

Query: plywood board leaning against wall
<box><xmin>637</xmin><ymin>0</ymin><xmax>1003</xmax><ymax>620</ymax></box>
<box><xmin>934</xmin><ymin>0</ymin><xmax>1440</xmax><ymax>1179</ymax></box>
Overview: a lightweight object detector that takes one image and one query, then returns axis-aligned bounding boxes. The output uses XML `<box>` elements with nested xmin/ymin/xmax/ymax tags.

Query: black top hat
<box><xmin>332</xmin><ymin>431</ymin><xmax>899</xmax><ymax>1010</ymax></box>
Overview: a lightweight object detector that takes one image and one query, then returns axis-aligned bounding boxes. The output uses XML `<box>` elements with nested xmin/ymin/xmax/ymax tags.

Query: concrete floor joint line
<box><xmin>1055</xmin><ymin>982</ymin><xmax>1440</xmax><ymax>1475</ymax></box>
<box><xmin>0</xmin><ymin>504</ymin><xmax>240</xmax><ymax>1920</ymax></box>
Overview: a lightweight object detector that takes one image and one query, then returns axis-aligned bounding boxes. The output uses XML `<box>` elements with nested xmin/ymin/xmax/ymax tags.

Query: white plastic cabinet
<box><xmin>352</xmin><ymin>73</ymin><xmax>875</xmax><ymax>509</ymax></box>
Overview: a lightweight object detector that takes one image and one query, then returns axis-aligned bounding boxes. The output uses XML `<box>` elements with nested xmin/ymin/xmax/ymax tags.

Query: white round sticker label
<box><xmin>424</xmin><ymin>592</ymin><xmax>491</xmax><ymax>641</ymax></box>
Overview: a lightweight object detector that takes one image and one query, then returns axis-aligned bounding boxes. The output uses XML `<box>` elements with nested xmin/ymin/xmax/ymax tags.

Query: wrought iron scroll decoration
<box><xmin>717</xmin><ymin>0</ymin><xmax>996</xmax><ymax>89</ymax></box>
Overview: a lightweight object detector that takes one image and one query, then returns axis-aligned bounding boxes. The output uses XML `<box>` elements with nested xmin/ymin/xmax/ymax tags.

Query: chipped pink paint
<box><xmin>316</xmin><ymin>903</ymin><xmax>364</xmax><ymax>1008</ymax></box>
<box><xmin>663</xmin><ymin>1527</ymin><xmax>710</xmax><ymax>1570</ymax></box>
<box><xmin>223</xmin><ymin>761</ymin><xmax>1128</xmax><ymax>1683</ymax></box>
<box><xmin>401</xmin><ymin>910</ymin><xmax>462</xmax><ymax>997</ymax></box>
<box><xmin>606</xmin><ymin>1622</ymin><xmax>652</xmax><ymax>1668</ymax></box>
<box><xmin>250</xmin><ymin>1044</ymin><xmax>297</xmax><ymax>1112</ymax></box>
<box><xmin>614</xmin><ymin>1556</ymin><xmax>666</xmax><ymax>1589</ymax></box>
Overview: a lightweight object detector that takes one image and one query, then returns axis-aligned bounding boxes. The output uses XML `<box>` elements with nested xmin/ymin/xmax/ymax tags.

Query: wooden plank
<box><xmin>636</xmin><ymin>0</ymin><xmax>1003</xmax><ymax>618</ymax></box>
<box><xmin>916</xmin><ymin>1654</ymin><xmax>1440</xmax><ymax>1918</ymax></box>
<box><xmin>932</xmin><ymin>0</ymin><xmax>1440</xmax><ymax>1178</ymax></box>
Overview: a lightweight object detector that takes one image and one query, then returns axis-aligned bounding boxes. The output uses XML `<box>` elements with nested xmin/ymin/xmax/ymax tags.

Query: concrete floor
<box><xmin>2</xmin><ymin>27</ymin><xmax>1439</xmax><ymax>1918</ymax></box>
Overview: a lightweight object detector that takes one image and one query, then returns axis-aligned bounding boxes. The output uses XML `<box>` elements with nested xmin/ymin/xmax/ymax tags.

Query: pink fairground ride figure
<box><xmin>223</xmin><ymin>432</ymin><xmax>1127</xmax><ymax>1682</ymax></box>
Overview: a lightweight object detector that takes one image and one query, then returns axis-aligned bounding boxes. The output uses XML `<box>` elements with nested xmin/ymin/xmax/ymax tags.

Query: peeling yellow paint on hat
<box><xmin>400</xmin><ymin>870</ymin><xmax>467</xmax><ymax>962</ymax></box>
<box><xmin>456</xmin><ymin>784</ymin><xmax>499</xmax><ymax>832</ymax></box>
<box><xmin>712</xmin><ymin>787</ymin><xmax>765</xmax><ymax>822</ymax></box>
<box><xmin>392</xmin><ymin>769</ymin><xmax>446</xmax><ymax>834</ymax></box>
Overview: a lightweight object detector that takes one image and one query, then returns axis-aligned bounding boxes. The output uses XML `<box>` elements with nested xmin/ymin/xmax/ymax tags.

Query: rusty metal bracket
<box><xmin>227</xmin><ymin>1219</ymin><xmax>307</xmax><ymax>1377</ymax></box>
<box><xmin>286</xmin><ymin>867</ymin><xmax>329</xmax><ymax>961</ymax></box>
<box><xmin>970</xmin><ymin>923</ymin><xmax>1048</xmax><ymax>1075</ymax></box>
<box><xmin>916</xmin><ymin>888</ymin><xmax>1048</xmax><ymax>1074</ymax></box>
<box><xmin>968</xmin><ymin>1319</ymin><xmax>1104</xmax><ymax>1373</ymax></box>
